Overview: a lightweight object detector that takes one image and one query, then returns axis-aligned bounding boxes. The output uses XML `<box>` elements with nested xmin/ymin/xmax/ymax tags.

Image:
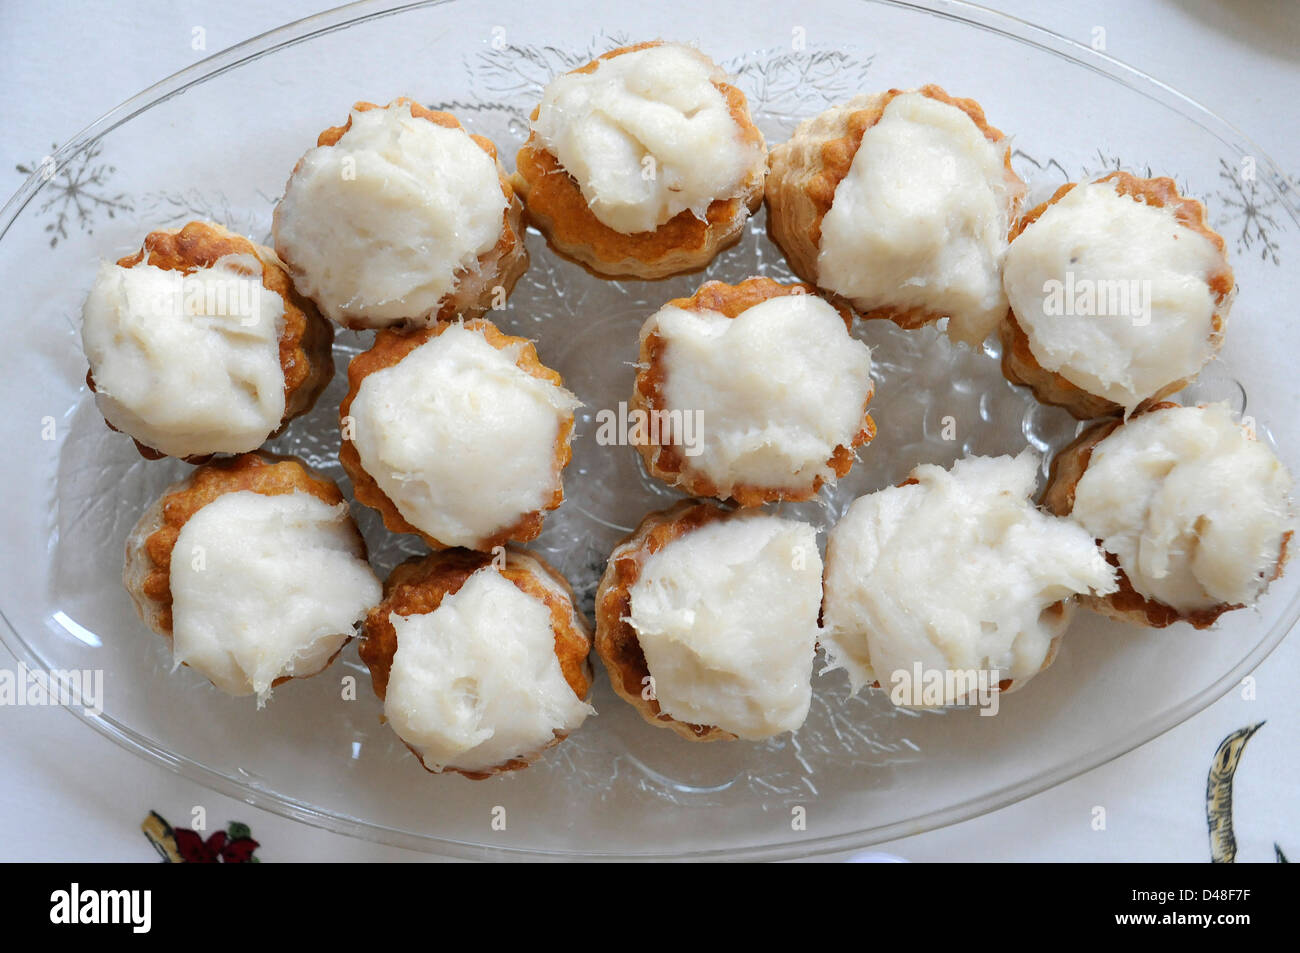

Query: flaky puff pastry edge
<box><xmin>999</xmin><ymin>172</ymin><xmax>1235</xmax><ymax>420</ymax></box>
<box><xmin>358</xmin><ymin>546</ymin><xmax>593</xmax><ymax>779</ymax></box>
<box><xmin>633</xmin><ymin>276</ymin><xmax>875</xmax><ymax>506</ymax></box>
<box><xmin>511</xmin><ymin>42</ymin><xmax>767</xmax><ymax>280</ymax></box>
<box><xmin>88</xmin><ymin>220</ymin><xmax>335</xmax><ymax>463</ymax></box>
<box><xmin>274</xmin><ymin>98</ymin><xmax>528</xmax><ymax>330</ymax></box>
<box><xmin>764</xmin><ymin>84</ymin><xmax>1025</xmax><ymax>330</ymax></box>
<box><xmin>1040</xmin><ymin>402</ymin><xmax>1289</xmax><ymax>628</ymax></box>
<box><xmin>338</xmin><ymin>318</ymin><xmax>575</xmax><ymax>552</ymax></box>
<box><xmin>122</xmin><ymin>452</ymin><xmax>364</xmax><ymax>692</ymax></box>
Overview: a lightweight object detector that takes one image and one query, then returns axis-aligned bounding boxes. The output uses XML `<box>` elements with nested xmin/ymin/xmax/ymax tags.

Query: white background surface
<box><xmin>0</xmin><ymin>0</ymin><xmax>1296</xmax><ymax>861</ymax></box>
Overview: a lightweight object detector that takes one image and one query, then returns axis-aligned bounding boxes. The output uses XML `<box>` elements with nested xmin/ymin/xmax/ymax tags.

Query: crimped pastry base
<box><xmin>511</xmin><ymin>42</ymin><xmax>767</xmax><ymax>280</ymax></box>
<box><xmin>88</xmin><ymin>220</ymin><xmax>335</xmax><ymax>463</ymax></box>
<box><xmin>122</xmin><ymin>452</ymin><xmax>359</xmax><ymax>690</ymax></box>
<box><xmin>999</xmin><ymin>172</ymin><xmax>1235</xmax><ymax>420</ymax></box>
<box><xmin>764</xmin><ymin>84</ymin><xmax>1024</xmax><ymax>330</ymax></box>
<box><xmin>632</xmin><ymin>276</ymin><xmax>875</xmax><ymax>506</ymax></box>
<box><xmin>275</xmin><ymin>98</ymin><xmax>528</xmax><ymax>330</ymax></box>
<box><xmin>593</xmin><ymin>500</ymin><xmax>742</xmax><ymax>742</ymax></box>
<box><xmin>358</xmin><ymin>547</ymin><xmax>593</xmax><ymax>779</ymax></box>
<box><xmin>338</xmin><ymin>318</ymin><xmax>574</xmax><ymax>552</ymax></box>
<box><xmin>1040</xmin><ymin>403</ymin><xmax>1289</xmax><ymax>628</ymax></box>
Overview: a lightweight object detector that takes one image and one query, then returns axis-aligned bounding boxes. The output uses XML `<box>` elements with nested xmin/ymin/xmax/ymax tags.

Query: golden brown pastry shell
<box><xmin>633</xmin><ymin>276</ymin><xmax>875</xmax><ymax>506</ymax></box>
<box><xmin>274</xmin><ymin>98</ymin><xmax>528</xmax><ymax>330</ymax></box>
<box><xmin>764</xmin><ymin>84</ymin><xmax>1024</xmax><ymax>330</ymax></box>
<box><xmin>338</xmin><ymin>318</ymin><xmax>574</xmax><ymax>551</ymax></box>
<box><xmin>358</xmin><ymin>547</ymin><xmax>593</xmax><ymax>779</ymax></box>
<box><xmin>1040</xmin><ymin>402</ymin><xmax>1288</xmax><ymax>628</ymax></box>
<box><xmin>511</xmin><ymin>42</ymin><xmax>767</xmax><ymax>280</ymax></box>
<box><xmin>593</xmin><ymin>500</ymin><xmax>742</xmax><ymax>742</ymax></box>
<box><xmin>87</xmin><ymin>220</ymin><xmax>335</xmax><ymax>463</ymax></box>
<box><xmin>999</xmin><ymin>172</ymin><xmax>1235</xmax><ymax>420</ymax></box>
<box><xmin>122</xmin><ymin>452</ymin><xmax>362</xmax><ymax>689</ymax></box>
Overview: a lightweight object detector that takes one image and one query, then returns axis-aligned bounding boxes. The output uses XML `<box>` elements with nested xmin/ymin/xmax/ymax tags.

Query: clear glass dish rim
<box><xmin>2</xmin><ymin>0</ymin><xmax>1297</xmax><ymax>861</ymax></box>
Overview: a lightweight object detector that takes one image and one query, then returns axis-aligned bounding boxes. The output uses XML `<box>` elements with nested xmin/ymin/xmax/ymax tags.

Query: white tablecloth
<box><xmin>0</xmin><ymin>0</ymin><xmax>1295</xmax><ymax>861</ymax></box>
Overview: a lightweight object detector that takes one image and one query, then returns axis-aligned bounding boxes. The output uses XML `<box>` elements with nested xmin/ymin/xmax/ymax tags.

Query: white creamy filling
<box><xmin>627</xmin><ymin>514</ymin><xmax>822</xmax><ymax>739</ymax></box>
<box><xmin>1071</xmin><ymin>403</ymin><xmax>1293</xmax><ymax>611</ymax></box>
<box><xmin>821</xmin><ymin>452</ymin><xmax>1116</xmax><ymax>701</ymax></box>
<box><xmin>649</xmin><ymin>293</ymin><xmax>873</xmax><ymax>492</ymax></box>
<box><xmin>816</xmin><ymin>92</ymin><xmax>1018</xmax><ymax>346</ymax></box>
<box><xmin>349</xmin><ymin>324</ymin><xmax>580</xmax><ymax>548</ymax></box>
<box><xmin>274</xmin><ymin>103</ymin><xmax>506</xmax><ymax>326</ymax></box>
<box><xmin>534</xmin><ymin>43</ymin><xmax>759</xmax><ymax>234</ymax></box>
<box><xmin>1003</xmin><ymin>181</ymin><xmax>1225</xmax><ymax>411</ymax></box>
<box><xmin>170</xmin><ymin>490</ymin><xmax>381</xmax><ymax>702</ymax></box>
<box><xmin>383</xmin><ymin>568</ymin><xmax>593</xmax><ymax>772</ymax></box>
<box><xmin>81</xmin><ymin>255</ymin><xmax>286</xmax><ymax>458</ymax></box>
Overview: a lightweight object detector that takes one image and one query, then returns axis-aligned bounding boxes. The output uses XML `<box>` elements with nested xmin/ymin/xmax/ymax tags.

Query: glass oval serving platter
<box><xmin>2</xmin><ymin>0</ymin><xmax>1298</xmax><ymax>860</ymax></box>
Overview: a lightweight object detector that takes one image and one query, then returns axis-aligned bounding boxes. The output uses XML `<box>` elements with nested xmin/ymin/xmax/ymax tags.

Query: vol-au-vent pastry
<box><xmin>512</xmin><ymin>41</ymin><xmax>767</xmax><ymax>279</ymax></box>
<box><xmin>633</xmin><ymin>277</ymin><xmax>875</xmax><ymax>505</ymax></box>
<box><xmin>820</xmin><ymin>452</ymin><xmax>1116</xmax><ymax>704</ymax></box>
<box><xmin>339</xmin><ymin>318</ymin><xmax>579</xmax><ymax>551</ymax></box>
<box><xmin>594</xmin><ymin>502</ymin><xmax>822</xmax><ymax>741</ymax></box>
<box><xmin>765</xmin><ymin>85</ymin><xmax>1026</xmax><ymax>345</ymax></box>
<box><xmin>358</xmin><ymin>547</ymin><xmax>594</xmax><ymax>778</ymax></box>
<box><xmin>1000</xmin><ymin>172</ymin><xmax>1234</xmax><ymax>419</ymax></box>
<box><xmin>123</xmin><ymin>453</ymin><xmax>380</xmax><ymax>703</ymax></box>
<box><xmin>273</xmin><ymin>98</ymin><xmax>527</xmax><ymax>329</ymax></box>
<box><xmin>1043</xmin><ymin>402</ymin><xmax>1293</xmax><ymax>628</ymax></box>
<box><xmin>81</xmin><ymin>220</ymin><xmax>334</xmax><ymax>461</ymax></box>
